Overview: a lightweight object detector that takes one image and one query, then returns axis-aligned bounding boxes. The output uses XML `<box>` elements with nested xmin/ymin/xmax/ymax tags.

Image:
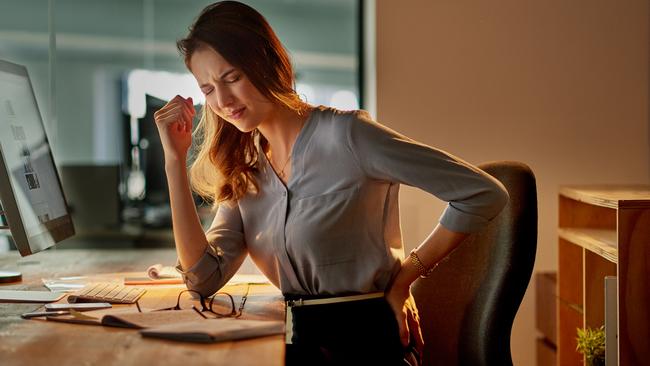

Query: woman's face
<box><xmin>189</xmin><ymin>45</ymin><xmax>275</xmax><ymax>132</ymax></box>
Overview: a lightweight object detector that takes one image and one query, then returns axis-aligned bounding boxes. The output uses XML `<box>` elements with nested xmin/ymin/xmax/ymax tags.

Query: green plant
<box><xmin>576</xmin><ymin>326</ymin><xmax>606</xmax><ymax>366</ymax></box>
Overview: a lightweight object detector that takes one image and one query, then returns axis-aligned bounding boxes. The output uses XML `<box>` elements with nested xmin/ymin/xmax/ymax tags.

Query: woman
<box><xmin>154</xmin><ymin>1</ymin><xmax>508</xmax><ymax>365</ymax></box>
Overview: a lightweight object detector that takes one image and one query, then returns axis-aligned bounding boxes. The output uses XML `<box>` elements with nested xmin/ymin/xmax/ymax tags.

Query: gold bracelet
<box><xmin>409</xmin><ymin>250</ymin><xmax>437</xmax><ymax>278</ymax></box>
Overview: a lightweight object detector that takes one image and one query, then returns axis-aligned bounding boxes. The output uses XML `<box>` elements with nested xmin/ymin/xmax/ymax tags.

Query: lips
<box><xmin>228</xmin><ymin>107</ymin><xmax>246</xmax><ymax>120</ymax></box>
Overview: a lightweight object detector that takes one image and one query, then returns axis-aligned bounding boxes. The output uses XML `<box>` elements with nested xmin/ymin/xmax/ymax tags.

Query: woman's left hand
<box><xmin>386</xmin><ymin>282</ymin><xmax>424</xmax><ymax>354</ymax></box>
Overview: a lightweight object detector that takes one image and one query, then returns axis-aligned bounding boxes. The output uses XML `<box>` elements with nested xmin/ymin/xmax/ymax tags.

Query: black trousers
<box><xmin>285</xmin><ymin>297</ymin><xmax>419</xmax><ymax>366</ymax></box>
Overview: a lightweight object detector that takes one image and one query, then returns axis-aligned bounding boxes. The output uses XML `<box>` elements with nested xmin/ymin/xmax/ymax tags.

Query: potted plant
<box><xmin>576</xmin><ymin>326</ymin><xmax>606</xmax><ymax>366</ymax></box>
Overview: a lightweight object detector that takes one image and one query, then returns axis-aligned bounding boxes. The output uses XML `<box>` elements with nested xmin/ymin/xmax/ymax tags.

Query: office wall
<box><xmin>375</xmin><ymin>1</ymin><xmax>649</xmax><ymax>365</ymax></box>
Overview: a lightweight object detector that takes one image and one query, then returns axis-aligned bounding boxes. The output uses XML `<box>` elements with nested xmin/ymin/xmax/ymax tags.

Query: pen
<box><xmin>21</xmin><ymin>310</ymin><xmax>69</xmax><ymax>319</ymax></box>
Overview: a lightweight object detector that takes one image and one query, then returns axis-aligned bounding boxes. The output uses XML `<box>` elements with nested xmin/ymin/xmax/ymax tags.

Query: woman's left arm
<box><xmin>386</xmin><ymin>223</ymin><xmax>468</xmax><ymax>349</ymax></box>
<box><xmin>345</xmin><ymin>110</ymin><xmax>509</xmax><ymax>350</ymax></box>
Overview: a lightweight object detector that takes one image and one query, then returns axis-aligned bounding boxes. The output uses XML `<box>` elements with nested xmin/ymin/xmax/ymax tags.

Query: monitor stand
<box><xmin>1</xmin><ymin>213</ymin><xmax>22</xmax><ymax>283</ymax></box>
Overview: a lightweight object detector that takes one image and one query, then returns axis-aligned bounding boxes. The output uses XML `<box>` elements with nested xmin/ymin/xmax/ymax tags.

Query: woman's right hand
<box><xmin>153</xmin><ymin>95</ymin><xmax>196</xmax><ymax>162</ymax></box>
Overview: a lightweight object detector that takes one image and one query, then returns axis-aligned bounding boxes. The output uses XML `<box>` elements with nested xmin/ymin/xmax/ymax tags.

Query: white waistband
<box><xmin>286</xmin><ymin>292</ymin><xmax>384</xmax><ymax>308</ymax></box>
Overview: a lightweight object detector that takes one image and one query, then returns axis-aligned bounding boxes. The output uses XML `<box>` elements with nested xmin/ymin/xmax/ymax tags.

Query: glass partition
<box><xmin>0</xmin><ymin>0</ymin><xmax>55</xmax><ymax>251</ymax></box>
<box><xmin>1</xmin><ymin>0</ymin><xmax>360</xmax><ymax>245</ymax></box>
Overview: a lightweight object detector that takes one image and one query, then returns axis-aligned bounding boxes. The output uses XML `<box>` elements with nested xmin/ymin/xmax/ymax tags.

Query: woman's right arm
<box><xmin>154</xmin><ymin>96</ymin><xmax>248</xmax><ymax>296</ymax></box>
<box><xmin>153</xmin><ymin>95</ymin><xmax>207</xmax><ymax>270</ymax></box>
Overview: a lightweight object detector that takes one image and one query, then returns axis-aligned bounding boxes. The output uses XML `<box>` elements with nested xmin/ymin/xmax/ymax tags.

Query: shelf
<box><xmin>560</xmin><ymin>185</ymin><xmax>650</xmax><ymax>209</ymax></box>
<box><xmin>558</xmin><ymin>186</ymin><xmax>650</xmax><ymax>366</ymax></box>
<box><xmin>558</xmin><ymin>228</ymin><xmax>617</xmax><ymax>263</ymax></box>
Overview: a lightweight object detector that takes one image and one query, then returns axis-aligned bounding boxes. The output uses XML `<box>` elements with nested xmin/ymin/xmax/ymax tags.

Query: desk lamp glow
<box><xmin>0</xmin><ymin>59</ymin><xmax>75</xmax><ymax>283</ymax></box>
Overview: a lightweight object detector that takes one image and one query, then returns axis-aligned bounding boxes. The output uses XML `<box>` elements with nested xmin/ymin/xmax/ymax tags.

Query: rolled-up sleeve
<box><xmin>346</xmin><ymin>110</ymin><xmax>508</xmax><ymax>233</ymax></box>
<box><xmin>175</xmin><ymin>200</ymin><xmax>247</xmax><ymax>297</ymax></box>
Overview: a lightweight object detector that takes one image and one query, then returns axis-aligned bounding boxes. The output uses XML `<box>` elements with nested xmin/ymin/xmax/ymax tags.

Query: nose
<box><xmin>215</xmin><ymin>84</ymin><xmax>234</xmax><ymax>110</ymax></box>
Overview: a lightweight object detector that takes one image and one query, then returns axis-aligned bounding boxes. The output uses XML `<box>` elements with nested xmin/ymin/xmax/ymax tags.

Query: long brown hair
<box><xmin>177</xmin><ymin>1</ymin><xmax>306</xmax><ymax>206</ymax></box>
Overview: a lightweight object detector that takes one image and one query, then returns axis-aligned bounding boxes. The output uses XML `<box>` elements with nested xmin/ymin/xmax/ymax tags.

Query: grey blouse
<box><xmin>177</xmin><ymin>106</ymin><xmax>508</xmax><ymax>297</ymax></box>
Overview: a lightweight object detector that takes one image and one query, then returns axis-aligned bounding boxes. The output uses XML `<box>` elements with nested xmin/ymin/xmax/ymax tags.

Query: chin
<box><xmin>230</xmin><ymin>119</ymin><xmax>258</xmax><ymax>133</ymax></box>
<box><xmin>237</xmin><ymin>126</ymin><xmax>257</xmax><ymax>133</ymax></box>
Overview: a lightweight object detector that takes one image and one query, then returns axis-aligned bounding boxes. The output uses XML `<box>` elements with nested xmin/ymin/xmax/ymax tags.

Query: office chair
<box><xmin>411</xmin><ymin>161</ymin><xmax>537</xmax><ymax>366</ymax></box>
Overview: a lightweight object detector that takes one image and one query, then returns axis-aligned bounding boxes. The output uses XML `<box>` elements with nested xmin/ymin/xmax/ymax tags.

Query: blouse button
<box><xmin>282</xmin><ymin>191</ymin><xmax>287</xmax><ymax>196</ymax></box>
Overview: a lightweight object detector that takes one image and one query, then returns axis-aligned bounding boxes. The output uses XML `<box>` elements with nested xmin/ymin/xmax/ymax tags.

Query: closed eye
<box><xmin>225</xmin><ymin>74</ymin><xmax>241</xmax><ymax>83</ymax></box>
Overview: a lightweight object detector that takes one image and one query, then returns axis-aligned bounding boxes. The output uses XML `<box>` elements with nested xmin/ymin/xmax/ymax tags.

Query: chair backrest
<box><xmin>411</xmin><ymin>161</ymin><xmax>538</xmax><ymax>366</ymax></box>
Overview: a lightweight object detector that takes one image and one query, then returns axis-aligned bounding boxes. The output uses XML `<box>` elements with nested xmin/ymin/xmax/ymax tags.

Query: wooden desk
<box><xmin>0</xmin><ymin>248</ymin><xmax>285</xmax><ymax>366</ymax></box>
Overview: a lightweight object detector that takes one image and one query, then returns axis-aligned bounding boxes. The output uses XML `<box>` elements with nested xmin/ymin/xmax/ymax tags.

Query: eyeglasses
<box><xmin>137</xmin><ymin>285</ymin><xmax>250</xmax><ymax>319</ymax></box>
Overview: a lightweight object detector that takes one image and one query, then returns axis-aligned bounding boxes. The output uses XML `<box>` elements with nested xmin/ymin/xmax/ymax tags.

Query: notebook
<box><xmin>46</xmin><ymin>308</ymin><xmax>285</xmax><ymax>343</ymax></box>
<box><xmin>140</xmin><ymin>318</ymin><xmax>285</xmax><ymax>343</ymax></box>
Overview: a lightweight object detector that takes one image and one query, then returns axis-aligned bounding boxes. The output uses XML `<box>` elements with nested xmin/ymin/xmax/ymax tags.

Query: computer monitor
<box><xmin>0</xmin><ymin>59</ymin><xmax>75</xmax><ymax>259</ymax></box>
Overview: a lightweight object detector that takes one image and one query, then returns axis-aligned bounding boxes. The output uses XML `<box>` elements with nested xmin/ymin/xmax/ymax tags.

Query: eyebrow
<box><xmin>199</xmin><ymin>69</ymin><xmax>236</xmax><ymax>88</ymax></box>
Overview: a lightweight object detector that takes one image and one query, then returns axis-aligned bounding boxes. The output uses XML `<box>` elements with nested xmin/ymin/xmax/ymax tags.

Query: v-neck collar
<box><xmin>259</xmin><ymin>106</ymin><xmax>320</xmax><ymax>190</ymax></box>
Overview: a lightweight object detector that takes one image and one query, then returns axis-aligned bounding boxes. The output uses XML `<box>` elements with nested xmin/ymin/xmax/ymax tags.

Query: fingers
<box><xmin>156</xmin><ymin>108</ymin><xmax>184</xmax><ymax>132</ymax></box>
<box><xmin>154</xmin><ymin>95</ymin><xmax>182</xmax><ymax>117</ymax></box>
<box><xmin>154</xmin><ymin>95</ymin><xmax>194</xmax><ymax>121</ymax></box>
<box><xmin>155</xmin><ymin>105</ymin><xmax>182</xmax><ymax>121</ymax></box>
<box><xmin>182</xmin><ymin>99</ymin><xmax>195</xmax><ymax>130</ymax></box>
<box><xmin>386</xmin><ymin>285</ymin><xmax>414</xmax><ymax>348</ymax></box>
<box><xmin>154</xmin><ymin>95</ymin><xmax>195</xmax><ymax>131</ymax></box>
<box><xmin>179</xmin><ymin>97</ymin><xmax>195</xmax><ymax>132</ymax></box>
<box><xmin>178</xmin><ymin>105</ymin><xmax>189</xmax><ymax>131</ymax></box>
<box><xmin>406</xmin><ymin>298</ymin><xmax>424</xmax><ymax>354</ymax></box>
<box><xmin>181</xmin><ymin>97</ymin><xmax>195</xmax><ymax>118</ymax></box>
<box><xmin>398</xmin><ymin>307</ymin><xmax>409</xmax><ymax>347</ymax></box>
<box><xmin>186</xmin><ymin>98</ymin><xmax>195</xmax><ymax>132</ymax></box>
<box><xmin>407</xmin><ymin>306</ymin><xmax>424</xmax><ymax>352</ymax></box>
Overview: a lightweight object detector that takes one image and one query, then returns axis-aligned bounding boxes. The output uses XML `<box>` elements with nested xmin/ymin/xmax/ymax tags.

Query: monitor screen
<box><xmin>0</xmin><ymin>59</ymin><xmax>74</xmax><ymax>256</ymax></box>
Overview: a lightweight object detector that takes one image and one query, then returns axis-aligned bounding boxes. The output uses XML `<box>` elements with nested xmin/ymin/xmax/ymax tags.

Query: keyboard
<box><xmin>67</xmin><ymin>282</ymin><xmax>146</xmax><ymax>304</ymax></box>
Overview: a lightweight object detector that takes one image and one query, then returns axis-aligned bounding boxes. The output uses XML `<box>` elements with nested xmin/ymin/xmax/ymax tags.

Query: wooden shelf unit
<box><xmin>557</xmin><ymin>186</ymin><xmax>650</xmax><ymax>366</ymax></box>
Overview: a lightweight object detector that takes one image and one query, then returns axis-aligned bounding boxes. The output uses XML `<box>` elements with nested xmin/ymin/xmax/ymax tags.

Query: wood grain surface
<box><xmin>0</xmin><ymin>248</ymin><xmax>284</xmax><ymax>366</ymax></box>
